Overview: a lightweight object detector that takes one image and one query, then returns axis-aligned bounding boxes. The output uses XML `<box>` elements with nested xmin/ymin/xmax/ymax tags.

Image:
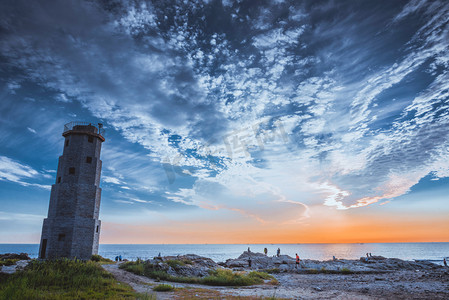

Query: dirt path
<box><xmin>102</xmin><ymin>263</ymin><xmax>449</xmax><ymax>299</ymax></box>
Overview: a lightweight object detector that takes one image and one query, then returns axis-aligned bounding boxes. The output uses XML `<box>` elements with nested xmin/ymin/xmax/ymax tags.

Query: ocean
<box><xmin>1</xmin><ymin>242</ymin><xmax>448</xmax><ymax>264</ymax></box>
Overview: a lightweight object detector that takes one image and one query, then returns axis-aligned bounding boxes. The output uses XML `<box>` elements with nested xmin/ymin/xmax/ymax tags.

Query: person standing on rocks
<box><xmin>444</xmin><ymin>258</ymin><xmax>448</xmax><ymax>267</ymax></box>
<box><xmin>264</xmin><ymin>248</ymin><xmax>268</xmax><ymax>256</ymax></box>
<box><xmin>277</xmin><ymin>248</ymin><xmax>280</xmax><ymax>257</ymax></box>
<box><xmin>248</xmin><ymin>256</ymin><xmax>252</xmax><ymax>268</ymax></box>
<box><xmin>296</xmin><ymin>253</ymin><xmax>300</xmax><ymax>269</ymax></box>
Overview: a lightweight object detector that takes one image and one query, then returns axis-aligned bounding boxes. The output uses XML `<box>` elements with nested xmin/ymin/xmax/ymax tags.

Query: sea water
<box><xmin>1</xmin><ymin>242</ymin><xmax>448</xmax><ymax>264</ymax></box>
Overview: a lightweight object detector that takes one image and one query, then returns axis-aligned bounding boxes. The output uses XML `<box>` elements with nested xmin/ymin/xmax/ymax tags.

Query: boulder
<box><xmin>0</xmin><ymin>253</ymin><xmax>30</xmax><ymax>260</ymax></box>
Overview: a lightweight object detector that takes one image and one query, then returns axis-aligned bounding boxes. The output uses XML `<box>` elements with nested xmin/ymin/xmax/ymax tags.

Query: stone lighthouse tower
<box><xmin>39</xmin><ymin>122</ymin><xmax>105</xmax><ymax>260</ymax></box>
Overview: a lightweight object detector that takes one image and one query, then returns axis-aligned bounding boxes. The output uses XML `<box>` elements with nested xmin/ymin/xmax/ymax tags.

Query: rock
<box><xmin>279</xmin><ymin>264</ymin><xmax>290</xmax><ymax>272</ymax></box>
<box><xmin>225</xmin><ymin>252</ymin><xmax>294</xmax><ymax>270</ymax></box>
<box><xmin>0</xmin><ymin>260</ymin><xmax>30</xmax><ymax>274</ymax></box>
<box><xmin>143</xmin><ymin>254</ymin><xmax>220</xmax><ymax>278</ymax></box>
<box><xmin>0</xmin><ymin>253</ymin><xmax>30</xmax><ymax>260</ymax></box>
<box><xmin>313</xmin><ymin>286</ymin><xmax>322</xmax><ymax>291</ymax></box>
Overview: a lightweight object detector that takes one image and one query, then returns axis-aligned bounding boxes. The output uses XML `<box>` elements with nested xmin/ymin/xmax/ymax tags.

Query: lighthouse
<box><xmin>39</xmin><ymin>122</ymin><xmax>105</xmax><ymax>260</ymax></box>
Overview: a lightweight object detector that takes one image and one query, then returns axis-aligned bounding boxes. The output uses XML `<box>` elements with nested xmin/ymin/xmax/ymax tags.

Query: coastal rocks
<box><xmin>0</xmin><ymin>253</ymin><xmax>31</xmax><ymax>274</ymax></box>
<box><xmin>0</xmin><ymin>253</ymin><xmax>30</xmax><ymax>260</ymax></box>
<box><xmin>224</xmin><ymin>251</ymin><xmax>296</xmax><ymax>270</ymax></box>
<box><xmin>147</xmin><ymin>254</ymin><xmax>220</xmax><ymax>277</ymax></box>
<box><xmin>0</xmin><ymin>260</ymin><xmax>30</xmax><ymax>274</ymax></box>
<box><xmin>224</xmin><ymin>251</ymin><xmax>444</xmax><ymax>274</ymax></box>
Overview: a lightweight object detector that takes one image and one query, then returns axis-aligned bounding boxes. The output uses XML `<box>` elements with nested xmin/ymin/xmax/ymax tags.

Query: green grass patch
<box><xmin>0</xmin><ymin>259</ymin><xmax>136</xmax><ymax>299</ymax></box>
<box><xmin>91</xmin><ymin>254</ymin><xmax>114</xmax><ymax>264</ymax></box>
<box><xmin>153</xmin><ymin>284</ymin><xmax>174</xmax><ymax>292</ymax></box>
<box><xmin>166</xmin><ymin>259</ymin><xmax>185</xmax><ymax>269</ymax></box>
<box><xmin>263</xmin><ymin>268</ymin><xmax>281</xmax><ymax>274</ymax></box>
<box><xmin>120</xmin><ymin>261</ymin><xmax>277</xmax><ymax>286</ymax></box>
<box><xmin>137</xmin><ymin>292</ymin><xmax>157</xmax><ymax>299</ymax></box>
<box><xmin>0</xmin><ymin>259</ymin><xmax>20</xmax><ymax>267</ymax></box>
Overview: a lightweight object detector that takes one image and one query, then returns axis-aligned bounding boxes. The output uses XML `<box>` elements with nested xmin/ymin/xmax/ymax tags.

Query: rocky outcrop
<box><xmin>146</xmin><ymin>254</ymin><xmax>220</xmax><ymax>277</ymax></box>
<box><xmin>224</xmin><ymin>251</ymin><xmax>295</xmax><ymax>270</ymax></box>
<box><xmin>223</xmin><ymin>251</ymin><xmax>443</xmax><ymax>273</ymax></box>
<box><xmin>0</xmin><ymin>253</ymin><xmax>30</xmax><ymax>260</ymax></box>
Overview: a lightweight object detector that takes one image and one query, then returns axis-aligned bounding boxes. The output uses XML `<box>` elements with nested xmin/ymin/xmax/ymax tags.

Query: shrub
<box><xmin>91</xmin><ymin>255</ymin><xmax>113</xmax><ymax>263</ymax></box>
<box><xmin>0</xmin><ymin>259</ymin><xmax>19</xmax><ymax>267</ymax></box>
<box><xmin>153</xmin><ymin>284</ymin><xmax>174</xmax><ymax>292</ymax></box>
<box><xmin>166</xmin><ymin>259</ymin><xmax>185</xmax><ymax>269</ymax></box>
<box><xmin>120</xmin><ymin>261</ymin><xmax>277</xmax><ymax>286</ymax></box>
<box><xmin>248</xmin><ymin>271</ymin><xmax>273</xmax><ymax>280</ymax></box>
<box><xmin>340</xmin><ymin>267</ymin><xmax>353</xmax><ymax>274</ymax></box>
<box><xmin>264</xmin><ymin>268</ymin><xmax>281</xmax><ymax>274</ymax></box>
<box><xmin>0</xmin><ymin>259</ymin><xmax>135</xmax><ymax>299</ymax></box>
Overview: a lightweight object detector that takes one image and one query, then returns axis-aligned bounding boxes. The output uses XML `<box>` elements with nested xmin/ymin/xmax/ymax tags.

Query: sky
<box><xmin>0</xmin><ymin>0</ymin><xmax>448</xmax><ymax>244</ymax></box>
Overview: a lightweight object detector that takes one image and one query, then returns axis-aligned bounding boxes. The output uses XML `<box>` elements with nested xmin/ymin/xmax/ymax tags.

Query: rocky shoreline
<box><xmin>2</xmin><ymin>251</ymin><xmax>449</xmax><ymax>299</ymax></box>
<box><xmin>108</xmin><ymin>251</ymin><xmax>449</xmax><ymax>299</ymax></box>
<box><xmin>221</xmin><ymin>250</ymin><xmax>442</xmax><ymax>273</ymax></box>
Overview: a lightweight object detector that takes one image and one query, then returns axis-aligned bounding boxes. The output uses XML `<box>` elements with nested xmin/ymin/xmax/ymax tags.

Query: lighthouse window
<box><xmin>65</xmin><ymin>139</ymin><xmax>69</xmax><ymax>147</ymax></box>
<box><xmin>57</xmin><ymin>177</ymin><xmax>61</xmax><ymax>183</ymax></box>
<box><xmin>96</xmin><ymin>225</ymin><xmax>99</xmax><ymax>233</ymax></box>
<box><xmin>86</xmin><ymin>156</ymin><xmax>92</xmax><ymax>164</ymax></box>
<box><xmin>58</xmin><ymin>234</ymin><xmax>66</xmax><ymax>241</ymax></box>
<box><xmin>88</xmin><ymin>136</ymin><xmax>94</xmax><ymax>143</ymax></box>
<box><xmin>69</xmin><ymin>167</ymin><xmax>75</xmax><ymax>174</ymax></box>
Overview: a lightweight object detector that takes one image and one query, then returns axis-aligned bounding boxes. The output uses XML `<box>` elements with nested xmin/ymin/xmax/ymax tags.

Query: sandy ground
<box><xmin>102</xmin><ymin>263</ymin><xmax>449</xmax><ymax>299</ymax></box>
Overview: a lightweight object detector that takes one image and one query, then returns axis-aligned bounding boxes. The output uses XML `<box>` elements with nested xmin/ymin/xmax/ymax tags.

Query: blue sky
<box><xmin>0</xmin><ymin>0</ymin><xmax>448</xmax><ymax>243</ymax></box>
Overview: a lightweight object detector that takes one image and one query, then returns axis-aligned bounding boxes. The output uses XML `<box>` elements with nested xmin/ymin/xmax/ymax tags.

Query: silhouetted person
<box><xmin>277</xmin><ymin>248</ymin><xmax>280</xmax><ymax>257</ymax></box>
<box><xmin>264</xmin><ymin>248</ymin><xmax>268</xmax><ymax>256</ymax></box>
<box><xmin>248</xmin><ymin>257</ymin><xmax>252</xmax><ymax>268</ymax></box>
<box><xmin>444</xmin><ymin>258</ymin><xmax>448</xmax><ymax>267</ymax></box>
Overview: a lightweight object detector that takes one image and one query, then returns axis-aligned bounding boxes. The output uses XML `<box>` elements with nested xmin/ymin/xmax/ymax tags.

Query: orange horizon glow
<box><xmin>99</xmin><ymin>213</ymin><xmax>449</xmax><ymax>245</ymax></box>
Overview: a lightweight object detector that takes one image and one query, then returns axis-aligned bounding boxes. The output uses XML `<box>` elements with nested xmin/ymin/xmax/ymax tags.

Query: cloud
<box><xmin>0</xmin><ymin>211</ymin><xmax>44</xmax><ymax>222</ymax></box>
<box><xmin>27</xmin><ymin>127</ymin><xmax>36</xmax><ymax>134</ymax></box>
<box><xmin>0</xmin><ymin>156</ymin><xmax>51</xmax><ymax>190</ymax></box>
<box><xmin>0</xmin><ymin>0</ymin><xmax>448</xmax><ymax>223</ymax></box>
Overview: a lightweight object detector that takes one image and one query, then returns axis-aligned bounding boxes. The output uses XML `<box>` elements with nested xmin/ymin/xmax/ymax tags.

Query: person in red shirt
<box><xmin>296</xmin><ymin>253</ymin><xmax>300</xmax><ymax>269</ymax></box>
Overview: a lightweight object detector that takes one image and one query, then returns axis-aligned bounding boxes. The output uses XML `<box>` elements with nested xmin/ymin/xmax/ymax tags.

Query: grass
<box><xmin>120</xmin><ymin>261</ymin><xmax>277</xmax><ymax>286</ymax></box>
<box><xmin>153</xmin><ymin>283</ymin><xmax>174</xmax><ymax>292</ymax></box>
<box><xmin>0</xmin><ymin>259</ymin><xmax>136</xmax><ymax>299</ymax></box>
<box><xmin>137</xmin><ymin>293</ymin><xmax>157</xmax><ymax>300</ymax></box>
<box><xmin>263</xmin><ymin>268</ymin><xmax>281</xmax><ymax>274</ymax></box>
<box><xmin>166</xmin><ymin>259</ymin><xmax>186</xmax><ymax>269</ymax></box>
<box><xmin>0</xmin><ymin>259</ymin><xmax>20</xmax><ymax>267</ymax></box>
<box><xmin>91</xmin><ymin>254</ymin><xmax>114</xmax><ymax>264</ymax></box>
